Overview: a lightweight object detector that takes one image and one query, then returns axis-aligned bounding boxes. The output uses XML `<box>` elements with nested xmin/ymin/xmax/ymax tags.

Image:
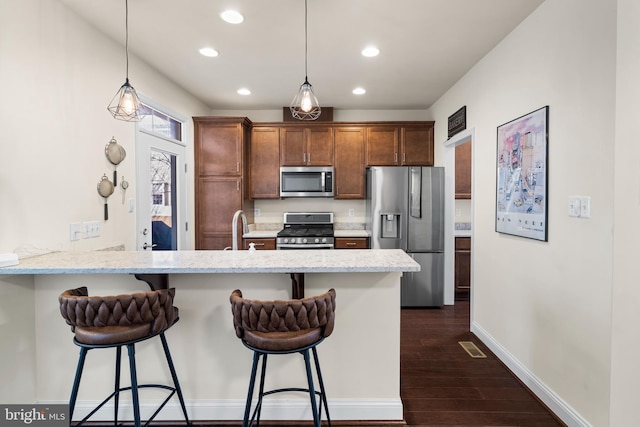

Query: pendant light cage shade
<box><xmin>290</xmin><ymin>0</ymin><xmax>320</xmax><ymax>121</ymax></box>
<box><xmin>108</xmin><ymin>0</ymin><xmax>142</xmax><ymax>122</ymax></box>
<box><xmin>108</xmin><ymin>79</ymin><xmax>142</xmax><ymax>122</ymax></box>
<box><xmin>290</xmin><ymin>79</ymin><xmax>321</xmax><ymax>120</ymax></box>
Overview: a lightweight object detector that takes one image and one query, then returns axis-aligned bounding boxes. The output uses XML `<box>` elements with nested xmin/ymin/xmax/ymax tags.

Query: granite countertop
<box><xmin>0</xmin><ymin>249</ymin><xmax>419</xmax><ymax>275</ymax></box>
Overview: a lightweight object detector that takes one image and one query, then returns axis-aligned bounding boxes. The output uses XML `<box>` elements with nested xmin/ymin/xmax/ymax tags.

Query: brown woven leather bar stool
<box><xmin>230</xmin><ymin>288</ymin><xmax>336</xmax><ymax>427</ymax></box>
<box><xmin>59</xmin><ymin>287</ymin><xmax>190</xmax><ymax>427</ymax></box>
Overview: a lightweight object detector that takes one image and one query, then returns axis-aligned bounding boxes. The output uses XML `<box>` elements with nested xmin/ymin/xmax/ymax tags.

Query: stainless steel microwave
<box><xmin>280</xmin><ymin>166</ymin><xmax>334</xmax><ymax>198</ymax></box>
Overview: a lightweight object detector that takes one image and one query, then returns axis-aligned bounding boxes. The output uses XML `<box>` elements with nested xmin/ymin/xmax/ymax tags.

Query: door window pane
<box><xmin>150</xmin><ymin>150</ymin><xmax>177</xmax><ymax>250</ymax></box>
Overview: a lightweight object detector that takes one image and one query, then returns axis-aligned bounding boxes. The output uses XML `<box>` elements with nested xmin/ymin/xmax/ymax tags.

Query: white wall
<box><xmin>0</xmin><ymin>0</ymin><xmax>209</xmax><ymax>255</ymax></box>
<box><xmin>610</xmin><ymin>0</ymin><xmax>640</xmax><ymax>425</ymax></box>
<box><xmin>428</xmin><ymin>0</ymin><xmax>616</xmax><ymax>425</ymax></box>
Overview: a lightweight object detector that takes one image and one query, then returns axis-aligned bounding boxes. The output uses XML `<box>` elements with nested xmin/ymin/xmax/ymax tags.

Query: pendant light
<box><xmin>290</xmin><ymin>0</ymin><xmax>321</xmax><ymax>121</ymax></box>
<box><xmin>107</xmin><ymin>0</ymin><xmax>141</xmax><ymax>122</ymax></box>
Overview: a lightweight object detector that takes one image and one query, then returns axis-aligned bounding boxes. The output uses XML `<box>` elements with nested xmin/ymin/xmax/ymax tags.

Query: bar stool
<box><xmin>229</xmin><ymin>288</ymin><xmax>336</xmax><ymax>427</ymax></box>
<box><xmin>58</xmin><ymin>286</ymin><xmax>190</xmax><ymax>427</ymax></box>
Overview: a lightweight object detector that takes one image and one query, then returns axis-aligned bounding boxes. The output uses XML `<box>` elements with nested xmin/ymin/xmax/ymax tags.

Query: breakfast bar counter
<box><xmin>0</xmin><ymin>249</ymin><xmax>418</xmax><ymax>423</ymax></box>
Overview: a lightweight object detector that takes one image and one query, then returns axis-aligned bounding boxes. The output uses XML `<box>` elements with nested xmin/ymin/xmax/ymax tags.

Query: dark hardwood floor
<box><xmin>401</xmin><ymin>301</ymin><xmax>566</xmax><ymax>427</ymax></box>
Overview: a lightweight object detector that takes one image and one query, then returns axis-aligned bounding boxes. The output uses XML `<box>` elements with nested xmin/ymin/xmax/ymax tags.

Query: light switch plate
<box><xmin>84</xmin><ymin>221</ymin><xmax>101</xmax><ymax>238</ymax></box>
<box><xmin>568</xmin><ymin>196</ymin><xmax>591</xmax><ymax>218</ymax></box>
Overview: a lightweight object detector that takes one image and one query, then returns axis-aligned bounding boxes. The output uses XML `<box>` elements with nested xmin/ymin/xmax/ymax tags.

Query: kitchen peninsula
<box><xmin>0</xmin><ymin>249</ymin><xmax>418</xmax><ymax>423</ymax></box>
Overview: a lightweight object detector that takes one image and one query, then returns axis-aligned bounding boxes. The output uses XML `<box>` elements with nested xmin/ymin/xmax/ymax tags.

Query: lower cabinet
<box><xmin>243</xmin><ymin>238</ymin><xmax>276</xmax><ymax>250</ymax></box>
<box><xmin>454</xmin><ymin>237</ymin><xmax>471</xmax><ymax>300</ymax></box>
<box><xmin>335</xmin><ymin>237</ymin><xmax>369</xmax><ymax>249</ymax></box>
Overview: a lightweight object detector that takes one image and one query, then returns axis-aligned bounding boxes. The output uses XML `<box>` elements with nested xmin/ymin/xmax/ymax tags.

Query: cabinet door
<box><xmin>307</xmin><ymin>127</ymin><xmax>334</xmax><ymax>166</ymax></box>
<box><xmin>279</xmin><ymin>127</ymin><xmax>306</xmax><ymax>165</ymax></box>
<box><xmin>401</xmin><ymin>125</ymin><xmax>434</xmax><ymax>166</ymax></box>
<box><xmin>366</xmin><ymin>127</ymin><xmax>399</xmax><ymax>166</ymax></box>
<box><xmin>455</xmin><ymin>141</ymin><xmax>472</xmax><ymax>199</ymax></box>
<box><xmin>334</xmin><ymin>127</ymin><xmax>365</xmax><ymax>199</ymax></box>
<box><xmin>454</xmin><ymin>237</ymin><xmax>471</xmax><ymax>300</ymax></box>
<box><xmin>196</xmin><ymin>177</ymin><xmax>242</xmax><ymax>249</ymax></box>
<box><xmin>195</xmin><ymin>121</ymin><xmax>243</xmax><ymax>176</ymax></box>
<box><xmin>250</xmin><ymin>127</ymin><xmax>280</xmax><ymax>199</ymax></box>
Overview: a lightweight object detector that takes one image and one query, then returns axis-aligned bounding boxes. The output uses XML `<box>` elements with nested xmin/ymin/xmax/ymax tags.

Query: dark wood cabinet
<box><xmin>366</xmin><ymin>127</ymin><xmax>399</xmax><ymax>166</ymax></box>
<box><xmin>454</xmin><ymin>237</ymin><xmax>471</xmax><ymax>301</ymax></box>
<box><xmin>280</xmin><ymin>126</ymin><xmax>334</xmax><ymax>166</ymax></box>
<box><xmin>402</xmin><ymin>126</ymin><xmax>434</xmax><ymax>166</ymax></box>
<box><xmin>201</xmin><ymin>119</ymin><xmax>436</xmax><ymax>203</ymax></box>
<box><xmin>195</xmin><ymin>119</ymin><xmax>245</xmax><ymax>176</ymax></box>
<box><xmin>334</xmin><ymin>127</ymin><xmax>366</xmax><ymax>199</ymax></box>
<box><xmin>335</xmin><ymin>237</ymin><xmax>369</xmax><ymax>249</ymax></box>
<box><xmin>250</xmin><ymin>127</ymin><xmax>280</xmax><ymax>199</ymax></box>
<box><xmin>194</xmin><ymin>117</ymin><xmax>253</xmax><ymax>250</ymax></box>
<box><xmin>366</xmin><ymin>123</ymin><xmax>434</xmax><ymax>166</ymax></box>
<box><xmin>455</xmin><ymin>141</ymin><xmax>472</xmax><ymax>199</ymax></box>
<box><xmin>243</xmin><ymin>238</ymin><xmax>276</xmax><ymax>250</ymax></box>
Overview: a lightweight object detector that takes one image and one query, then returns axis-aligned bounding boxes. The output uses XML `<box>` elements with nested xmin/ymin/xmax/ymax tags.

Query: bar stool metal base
<box><xmin>68</xmin><ymin>331</ymin><xmax>190</xmax><ymax>427</ymax></box>
<box><xmin>242</xmin><ymin>341</ymin><xmax>331</xmax><ymax>427</ymax></box>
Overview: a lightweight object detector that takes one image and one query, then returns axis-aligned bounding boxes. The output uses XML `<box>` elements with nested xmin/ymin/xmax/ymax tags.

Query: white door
<box><xmin>136</xmin><ymin>129</ymin><xmax>187</xmax><ymax>251</ymax></box>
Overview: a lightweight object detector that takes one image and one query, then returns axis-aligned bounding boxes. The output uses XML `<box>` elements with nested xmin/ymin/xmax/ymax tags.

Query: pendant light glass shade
<box><xmin>290</xmin><ymin>0</ymin><xmax>321</xmax><ymax>121</ymax></box>
<box><xmin>108</xmin><ymin>0</ymin><xmax>141</xmax><ymax>122</ymax></box>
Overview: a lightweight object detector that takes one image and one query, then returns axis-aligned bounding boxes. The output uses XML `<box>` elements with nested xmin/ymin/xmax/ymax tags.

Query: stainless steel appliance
<box><xmin>277</xmin><ymin>212</ymin><xmax>334</xmax><ymax>249</ymax></box>
<box><xmin>280</xmin><ymin>166</ymin><xmax>334</xmax><ymax>198</ymax></box>
<box><xmin>366</xmin><ymin>167</ymin><xmax>445</xmax><ymax>307</ymax></box>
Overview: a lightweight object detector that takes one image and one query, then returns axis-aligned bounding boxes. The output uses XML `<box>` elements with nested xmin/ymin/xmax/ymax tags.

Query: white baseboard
<box><xmin>471</xmin><ymin>321</ymin><xmax>590</xmax><ymax>427</ymax></box>
<box><xmin>64</xmin><ymin>398</ymin><xmax>403</xmax><ymax>422</ymax></box>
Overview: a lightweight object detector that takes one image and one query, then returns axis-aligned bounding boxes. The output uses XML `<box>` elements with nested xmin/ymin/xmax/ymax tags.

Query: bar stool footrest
<box><xmin>72</xmin><ymin>384</ymin><xmax>179</xmax><ymax>427</ymax></box>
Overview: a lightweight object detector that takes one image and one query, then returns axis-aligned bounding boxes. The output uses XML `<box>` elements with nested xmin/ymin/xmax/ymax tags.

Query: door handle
<box><xmin>143</xmin><ymin>242</ymin><xmax>157</xmax><ymax>250</ymax></box>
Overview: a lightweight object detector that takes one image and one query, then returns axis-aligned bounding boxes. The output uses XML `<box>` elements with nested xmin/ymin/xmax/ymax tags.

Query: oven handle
<box><xmin>277</xmin><ymin>244</ymin><xmax>334</xmax><ymax>250</ymax></box>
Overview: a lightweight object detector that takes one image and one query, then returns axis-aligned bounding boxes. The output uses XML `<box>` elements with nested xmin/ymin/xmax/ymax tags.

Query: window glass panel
<box><xmin>139</xmin><ymin>103</ymin><xmax>183</xmax><ymax>142</ymax></box>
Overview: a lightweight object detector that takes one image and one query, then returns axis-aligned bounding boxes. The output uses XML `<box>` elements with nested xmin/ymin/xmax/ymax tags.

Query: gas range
<box><xmin>276</xmin><ymin>212</ymin><xmax>334</xmax><ymax>249</ymax></box>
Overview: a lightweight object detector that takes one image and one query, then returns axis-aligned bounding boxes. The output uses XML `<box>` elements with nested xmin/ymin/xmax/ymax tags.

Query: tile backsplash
<box><xmin>254</xmin><ymin>199</ymin><xmax>366</xmax><ymax>225</ymax></box>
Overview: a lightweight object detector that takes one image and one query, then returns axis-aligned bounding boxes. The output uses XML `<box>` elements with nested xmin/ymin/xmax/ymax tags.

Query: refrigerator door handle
<box><xmin>409</xmin><ymin>167</ymin><xmax>422</xmax><ymax>218</ymax></box>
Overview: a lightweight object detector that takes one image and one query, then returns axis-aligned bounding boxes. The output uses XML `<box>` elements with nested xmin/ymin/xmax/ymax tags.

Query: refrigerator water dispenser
<box><xmin>381</xmin><ymin>213</ymin><xmax>401</xmax><ymax>238</ymax></box>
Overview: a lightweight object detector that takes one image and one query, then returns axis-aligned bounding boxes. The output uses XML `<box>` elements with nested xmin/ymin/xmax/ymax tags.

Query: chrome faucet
<box><xmin>231</xmin><ymin>210</ymin><xmax>249</xmax><ymax>251</ymax></box>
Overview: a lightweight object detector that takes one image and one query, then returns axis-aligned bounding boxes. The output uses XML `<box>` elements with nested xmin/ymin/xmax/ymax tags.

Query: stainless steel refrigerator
<box><xmin>366</xmin><ymin>166</ymin><xmax>445</xmax><ymax>307</ymax></box>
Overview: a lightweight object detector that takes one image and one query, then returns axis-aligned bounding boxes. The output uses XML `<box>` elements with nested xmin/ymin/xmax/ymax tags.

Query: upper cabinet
<box><xmin>402</xmin><ymin>125</ymin><xmax>434</xmax><ymax>166</ymax></box>
<box><xmin>334</xmin><ymin>127</ymin><xmax>366</xmax><ymax>199</ymax></box>
<box><xmin>366</xmin><ymin>123</ymin><xmax>434</xmax><ymax>166</ymax></box>
<box><xmin>455</xmin><ymin>141</ymin><xmax>472</xmax><ymax>199</ymax></box>
<box><xmin>250</xmin><ymin>126</ymin><xmax>281</xmax><ymax>199</ymax></box>
<box><xmin>195</xmin><ymin>117</ymin><xmax>249</xmax><ymax>176</ymax></box>
<box><xmin>280</xmin><ymin>126</ymin><xmax>334</xmax><ymax>166</ymax></box>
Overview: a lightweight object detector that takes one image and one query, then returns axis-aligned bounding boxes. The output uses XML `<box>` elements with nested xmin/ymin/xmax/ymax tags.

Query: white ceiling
<box><xmin>58</xmin><ymin>0</ymin><xmax>545</xmax><ymax>111</ymax></box>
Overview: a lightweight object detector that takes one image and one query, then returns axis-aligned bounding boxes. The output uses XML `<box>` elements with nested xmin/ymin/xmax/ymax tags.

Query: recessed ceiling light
<box><xmin>221</xmin><ymin>10</ymin><xmax>244</xmax><ymax>24</ymax></box>
<box><xmin>199</xmin><ymin>47</ymin><xmax>219</xmax><ymax>57</ymax></box>
<box><xmin>237</xmin><ymin>88</ymin><xmax>251</xmax><ymax>96</ymax></box>
<box><xmin>361</xmin><ymin>46</ymin><xmax>380</xmax><ymax>57</ymax></box>
<box><xmin>352</xmin><ymin>87</ymin><xmax>366</xmax><ymax>95</ymax></box>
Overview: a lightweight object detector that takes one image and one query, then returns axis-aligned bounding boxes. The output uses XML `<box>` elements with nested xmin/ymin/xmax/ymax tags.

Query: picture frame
<box><xmin>495</xmin><ymin>106</ymin><xmax>549</xmax><ymax>241</ymax></box>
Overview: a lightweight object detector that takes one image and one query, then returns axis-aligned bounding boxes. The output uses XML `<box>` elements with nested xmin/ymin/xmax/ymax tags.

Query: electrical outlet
<box><xmin>254</xmin><ymin>208</ymin><xmax>261</xmax><ymax>217</ymax></box>
<box><xmin>348</xmin><ymin>208</ymin><xmax>355</xmax><ymax>217</ymax></box>
<box><xmin>70</xmin><ymin>223</ymin><xmax>84</xmax><ymax>241</ymax></box>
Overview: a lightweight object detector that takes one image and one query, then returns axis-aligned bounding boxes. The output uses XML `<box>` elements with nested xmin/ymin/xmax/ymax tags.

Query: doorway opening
<box><xmin>443</xmin><ymin>129</ymin><xmax>474</xmax><ymax>310</ymax></box>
